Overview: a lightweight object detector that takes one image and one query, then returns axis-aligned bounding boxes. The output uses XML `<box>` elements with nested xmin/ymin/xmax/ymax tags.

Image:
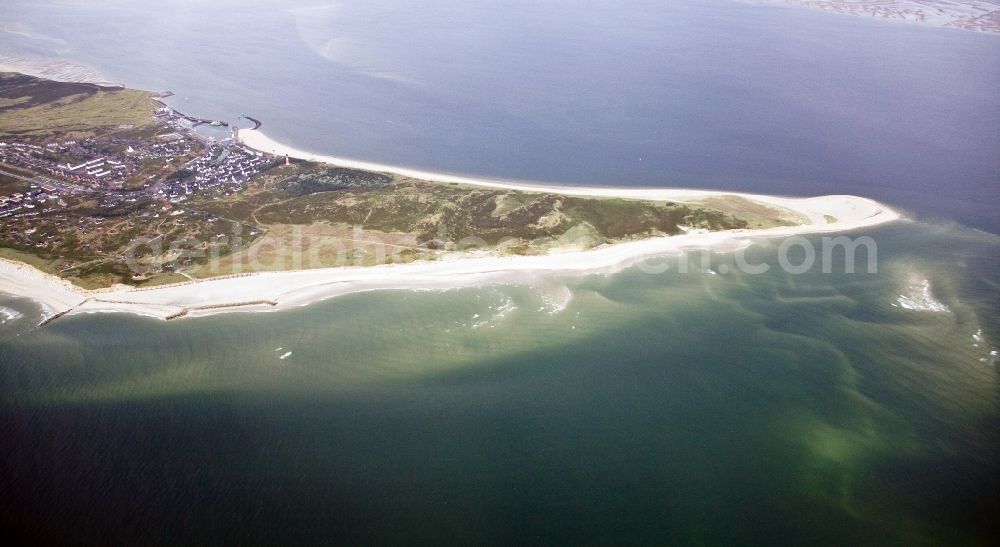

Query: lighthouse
<box><xmin>285</xmin><ymin>154</ymin><xmax>290</xmax><ymax>166</ymax></box>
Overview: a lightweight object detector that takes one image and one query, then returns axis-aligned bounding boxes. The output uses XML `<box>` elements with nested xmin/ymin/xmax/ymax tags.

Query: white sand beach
<box><xmin>0</xmin><ymin>129</ymin><xmax>901</xmax><ymax>323</ymax></box>
<box><xmin>238</xmin><ymin>129</ymin><xmax>892</xmax><ymax>226</ymax></box>
<box><xmin>0</xmin><ymin>258</ymin><xmax>89</xmax><ymax>316</ymax></box>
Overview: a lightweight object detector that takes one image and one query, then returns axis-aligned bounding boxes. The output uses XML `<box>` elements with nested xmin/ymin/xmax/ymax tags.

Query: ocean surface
<box><xmin>1</xmin><ymin>0</ymin><xmax>999</xmax><ymax>544</ymax></box>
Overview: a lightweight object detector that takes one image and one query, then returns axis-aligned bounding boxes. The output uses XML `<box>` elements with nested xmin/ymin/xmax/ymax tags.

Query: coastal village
<box><xmin>0</xmin><ymin>71</ymin><xmax>879</xmax><ymax>293</ymax></box>
<box><xmin>0</xmin><ymin>96</ymin><xmax>283</xmax><ymax>284</ymax></box>
<box><xmin>0</xmin><ymin>106</ymin><xmax>276</xmax><ymax>220</ymax></box>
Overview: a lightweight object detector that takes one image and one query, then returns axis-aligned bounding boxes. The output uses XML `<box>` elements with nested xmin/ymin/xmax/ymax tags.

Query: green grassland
<box><xmin>251</xmin><ymin>178</ymin><xmax>746</xmax><ymax>244</ymax></box>
<box><xmin>0</xmin><ymin>172</ymin><xmax>30</xmax><ymax>195</ymax></box>
<box><xmin>189</xmin><ymin>164</ymin><xmax>799</xmax><ymax>276</ymax></box>
<box><xmin>0</xmin><ymin>72</ymin><xmax>155</xmax><ymax>139</ymax></box>
<box><xmin>200</xmin><ymin>164</ymin><xmax>763</xmax><ymax>244</ymax></box>
<box><xmin>1</xmin><ymin>156</ymin><xmax>801</xmax><ymax>287</ymax></box>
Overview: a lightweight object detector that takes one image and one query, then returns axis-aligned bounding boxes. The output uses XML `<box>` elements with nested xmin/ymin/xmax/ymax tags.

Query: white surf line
<box><xmin>0</xmin><ymin>131</ymin><xmax>901</xmax><ymax>323</ymax></box>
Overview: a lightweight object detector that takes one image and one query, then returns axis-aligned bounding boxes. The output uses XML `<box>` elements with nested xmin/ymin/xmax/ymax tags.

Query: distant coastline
<box><xmin>739</xmin><ymin>1</ymin><xmax>1000</xmax><ymax>34</ymax></box>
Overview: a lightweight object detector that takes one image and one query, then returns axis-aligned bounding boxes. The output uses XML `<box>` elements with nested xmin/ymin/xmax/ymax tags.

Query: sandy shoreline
<box><xmin>238</xmin><ymin>130</ymin><xmax>889</xmax><ymax>226</ymax></box>
<box><xmin>0</xmin><ymin>129</ymin><xmax>901</xmax><ymax>323</ymax></box>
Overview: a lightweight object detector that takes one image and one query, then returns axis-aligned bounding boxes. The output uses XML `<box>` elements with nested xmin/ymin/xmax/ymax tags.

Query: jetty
<box><xmin>243</xmin><ymin>116</ymin><xmax>262</xmax><ymax>130</ymax></box>
<box><xmin>150</xmin><ymin>98</ymin><xmax>228</xmax><ymax>127</ymax></box>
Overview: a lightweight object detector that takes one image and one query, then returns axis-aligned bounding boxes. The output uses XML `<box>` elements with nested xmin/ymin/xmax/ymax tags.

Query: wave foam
<box><xmin>537</xmin><ymin>285</ymin><xmax>573</xmax><ymax>315</ymax></box>
<box><xmin>980</xmin><ymin>350</ymin><xmax>999</xmax><ymax>366</ymax></box>
<box><xmin>893</xmin><ymin>279</ymin><xmax>949</xmax><ymax>313</ymax></box>
<box><xmin>0</xmin><ymin>306</ymin><xmax>24</xmax><ymax>324</ymax></box>
<box><xmin>472</xmin><ymin>295</ymin><xmax>518</xmax><ymax>329</ymax></box>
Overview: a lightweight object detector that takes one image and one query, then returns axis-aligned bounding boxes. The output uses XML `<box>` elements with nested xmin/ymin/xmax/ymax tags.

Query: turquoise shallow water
<box><xmin>2</xmin><ymin>222</ymin><xmax>998</xmax><ymax>544</ymax></box>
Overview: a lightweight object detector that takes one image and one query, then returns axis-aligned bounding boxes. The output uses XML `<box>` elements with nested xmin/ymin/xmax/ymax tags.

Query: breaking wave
<box><xmin>0</xmin><ymin>306</ymin><xmax>24</xmax><ymax>325</ymax></box>
<box><xmin>893</xmin><ymin>278</ymin><xmax>949</xmax><ymax>313</ymax></box>
<box><xmin>537</xmin><ymin>285</ymin><xmax>573</xmax><ymax>315</ymax></box>
<box><xmin>472</xmin><ymin>296</ymin><xmax>518</xmax><ymax>329</ymax></box>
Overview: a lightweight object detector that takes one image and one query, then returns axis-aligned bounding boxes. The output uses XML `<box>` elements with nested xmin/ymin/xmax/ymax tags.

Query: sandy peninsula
<box><xmin>238</xmin><ymin>129</ymin><xmax>894</xmax><ymax>227</ymax></box>
<box><xmin>0</xmin><ymin>129</ymin><xmax>901</xmax><ymax>323</ymax></box>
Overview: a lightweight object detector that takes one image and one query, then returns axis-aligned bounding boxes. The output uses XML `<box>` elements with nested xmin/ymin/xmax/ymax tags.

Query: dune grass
<box><xmin>0</xmin><ymin>82</ymin><xmax>155</xmax><ymax>138</ymax></box>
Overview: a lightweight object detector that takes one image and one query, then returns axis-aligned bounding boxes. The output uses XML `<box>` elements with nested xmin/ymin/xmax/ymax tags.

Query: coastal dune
<box><xmin>0</xmin><ymin>130</ymin><xmax>901</xmax><ymax>323</ymax></box>
<box><xmin>238</xmin><ymin>129</ymin><xmax>894</xmax><ymax>227</ymax></box>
